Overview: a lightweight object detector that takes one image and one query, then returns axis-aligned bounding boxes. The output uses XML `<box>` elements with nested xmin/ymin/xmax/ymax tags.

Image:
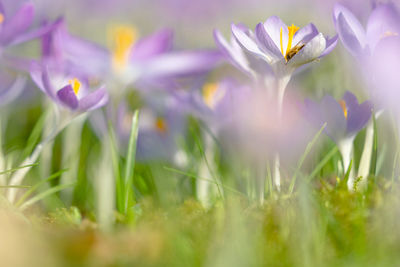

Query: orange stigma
<box><xmin>110</xmin><ymin>25</ymin><xmax>138</xmax><ymax>70</ymax></box>
<box><xmin>155</xmin><ymin>118</ymin><xmax>168</xmax><ymax>134</ymax></box>
<box><xmin>339</xmin><ymin>100</ymin><xmax>348</xmax><ymax>119</ymax></box>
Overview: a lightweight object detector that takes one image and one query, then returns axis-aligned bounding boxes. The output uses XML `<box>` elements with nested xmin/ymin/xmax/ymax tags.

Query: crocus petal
<box><xmin>293</xmin><ymin>23</ymin><xmax>319</xmax><ymax>45</ymax></box>
<box><xmin>321</xmin><ymin>95</ymin><xmax>347</xmax><ymax>141</ymax></box>
<box><xmin>263</xmin><ymin>16</ymin><xmax>288</xmax><ymax>52</ymax></box>
<box><xmin>333</xmin><ymin>4</ymin><xmax>367</xmax><ymax>45</ymax></box>
<box><xmin>0</xmin><ymin>75</ymin><xmax>26</xmax><ymax>106</ymax></box>
<box><xmin>320</xmin><ymin>35</ymin><xmax>338</xmax><ymax>58</ymax></box>
<box><xmin>347</xmin><ymin>101</ymin><xmax>372</xmax><ymax>134</ymax></box>
<box><xmin>334</xmin><ymin>4</ymin><xmax>367</xmax><ymax>56</ymax></box>
<box><xmin>255</xmin><ymin>22</ymin><xmax>283</xmax><ymax>60</ymax></box>
<box><xmin>342</xmin><ymin>91</ymin><xmax>359</xmax><ymax>111</ymax></box>
<box><xmin>57</xmin><ymin>84</ymin><xmax>79</xmax><ymax>110</ymax></box>
<box><xmin>141</xmin><ymin>50</ymin><xmax>221</xmax><ymax>79</ymax></box>
<box><xmin>288</xmin><ymin>33</ymin><xmax>326</xmax><ymax>67</ymax></box>
<box><xmin>78</xmin><ymin>87</ymin><xmax>108</xmax><ymax>111</ymax></box>
<box><xmin>130</xmin><ymin>29</ymin><xmax>174</xmax><ymax>61</ymax></box>
<box><xmin>213</xmin><ymin>29</ymin><xmax>252</xmax><ymax>75</ymax></box>
<box><xmin>0</xmin><ymin>3</ymin><xmax>34</xmax><ymax>46</ymax></box>
<box><xmin>8</xmin><ymin>18</ymin><xmax>62</xmax><ymax>47</ymax></box>
<box><xmin>231</xmin><ymin>23</ymin><xmax>272</xmax><ymax>63</ymax></box>
<box><xmin>366</xmin><ymin>3</ymin><xmax>400</xmax><ymax>52</ymax></box>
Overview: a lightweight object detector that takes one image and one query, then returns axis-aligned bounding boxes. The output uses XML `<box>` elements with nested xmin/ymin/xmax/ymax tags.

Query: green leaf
<box><xmin>307</xmin><ymin>146</ymin><xmax>338</xmax><ymax>182</ymax></box>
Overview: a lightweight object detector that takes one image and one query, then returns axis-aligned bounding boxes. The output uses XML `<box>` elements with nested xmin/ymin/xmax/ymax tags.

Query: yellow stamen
<box><xmin>0</xmin><ymin>13</ymin><xmax>4</xmax><ymax>24</ymax></box>
<box><xmin>202</xmin><ymin>83</ymin><xmax>219</xmax><ymax>108</ymax></box>
<box><xmin>68</xmin><ymin>78</ymin><xmax>81</xmax><ymax>95</ymax></box>
<box><xmin>339</xmin><ymin>100</ymin><xmax>348</xmax><ymax>119</ymax></box>
<box><xmin>155</xmin><ymin>118</ymin><xmax>167</xmax><ymax>134</ymax></box>
<box><xmin>110</xmin><ymin>25</ymin><xmax>138</xmax><ymax>70</ymax></box>
<box><xmin>286</xmin><ymin>24</ymin><xmax>300</xmax><ymax>57</ymax></box>
<box><xmin>280</xmin><ymin>24</ymin><xmax>300</xmax><ymax>61</ymax></box>
<box><xmin>280</xmin><ymin>27</ymin><xmax>284</xmax><ymax>56</ymax></box>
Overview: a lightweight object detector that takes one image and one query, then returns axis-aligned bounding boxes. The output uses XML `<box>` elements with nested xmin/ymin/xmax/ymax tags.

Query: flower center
<box><xmin>111</xmin><ymin>25</ymin><xmax>138</xmax><ymax>70</ymax></box>
<box><xmin>280</xmin><ymin>24</ymin><xmax>302</xmax><ymax>62</ymax></box>
<box><xmin>381</xmin><ymin>31</ymin><xmax>399</xmax><ymax>39</ymax></box>
<box><xmin>202</xmin><ymin>83</ymin><xmax>219</xmax><ymax>108</ymax></box>
<box><xmin>339</xmin><ymin>100</ymin><xmax>348</xmax><ymax>119</ymax></box>
<box><xmin>0</xmin><ymin>13</ymin><xmax>4</xmax><ymax>24</ymax></box>
<box><xmin>68</xmin><ymin>78</ymin><xmax>81</xmax><ymax>95</ymax></box>
<box><xmin>155</xmin><ymin>117</ymin><xmax>168</xmax><ymax>134</ymax></box>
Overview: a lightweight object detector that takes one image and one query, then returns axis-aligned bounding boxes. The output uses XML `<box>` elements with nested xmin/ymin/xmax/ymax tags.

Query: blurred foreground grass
<box><xmin>1</xmin><ymin>177</ymin><xmax>400</xmax><ymax>267</ymax></box>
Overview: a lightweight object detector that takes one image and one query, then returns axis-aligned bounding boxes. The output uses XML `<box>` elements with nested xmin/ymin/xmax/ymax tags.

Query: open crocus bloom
<box><xmin>215</xmin><ymin>17</ymin><xmax>337</xmax><ymax>86</ymax></box>
<box><xmin>333</xmin><ymin>3</ymin><xmax>400</xmax><ymax>57</ymax></box>
<box><xmin>108</xmin><ymin>24</ymin><xmax>221</xmax><ymax>86</ymax></box>
<box><xmin>30</xmin><ymin>64</ymin><xmax>108</xmax><ymax>113</ymax></box>
<box><xmin>304</xmin><ymin>91</ymin><xmax>372</xmax><ymax>143</ymax></box>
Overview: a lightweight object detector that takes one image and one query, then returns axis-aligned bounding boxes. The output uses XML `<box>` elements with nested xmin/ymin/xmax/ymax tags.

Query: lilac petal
<box><xmin>141</xmin><ymin>50</ymin><xmax>221</xmax><ymax>79</ymax></box>
<box><xmin>231</xmin><ymin>23</ymin><xmax>270</xmax><ymax>62</ymax></box>
<box><xmin>336</xmin><ymin>13</ymin><xmax>365</xmax><ymax>56</ymax></box>
<box><xmin>333</xmin><ymin>4</ymin><xmax>367</xmax><ymax>56</ymax></box>
<box><xmin>130</xmin><ymin>29</ymin><xmax>173</xmax><ymax>62</ymax></box>
<box><xmin>0</xmin><ymin>3</ymin><xmax>34</xmax><ymax>46</ymax></box>
<box><xmin>293</xmin><ymin>23</ymin><xmax>319</xmax><ymax>45</ymax></box>
<box><xmin>255</xmin><ymin>22</ymin><xmax>283</xmax><ymax>60</ymax></box>
<box><xmin>59</xmin><ymin>25</ymin><xmax>111</xmax><ymax>77</ymax></box>
<box><xmin>78</xmin><ymin>87</ymin><xmax>108</xmax><ymax>111</ymax></box>
<box><xmin>57</xmin><ymin>84</ymin><xmax>79</xmax><ymax>110</ymax></box>
<box><xmin>9</xmin><ymin>18</ymin><xmax>62</xmax><ymax>47</ymax></box>
<box><xmin>342</xmin><ymin>91</ymin><xmax>359</xmax><ymax>111</ymax></box>
<box><xmin>333</xmin><ymin>3</ymin><xmax>367</xmax><ymax>46</ymax></box>
<box><xmin>288</xmin><ymin>33</ymin><xmax>326</xmax><ymax>67</ymax></box>
<box><xmin>321</xmin><ymin>95</ymin><xmax>347</xmax><ymax>141</ymax></box>
<box><xmin>263</xmin><ymin>16</ymin><xmax>288</xmax><ymax>52</ymax></box>
<box><xmin>0</xmin><ymin>75</ymin><xmax>26</xmax><ymax>106</ymax></box>
<box><xmin>366</xmin><ymin>3</ymin><xmax>400</xmax><ymax>52</ymax></box>
<box><xmin>40</xmin><ymin>67</ymin><xmax>58</xmax><ymax>100</ymax></box>
<box><xmin>347</xmin><ymin>101</ymin><xmax>372</xmax><ymax>134</ymax></box>
<box><xmin>213</xmin><ymin>29</ymin><xmax>252</xmax><ymax>75</ymax></box>
<box><xmin>320</xmin><ymin>35</ymin><xmax>338</xmax><ymax>58</ymax></box>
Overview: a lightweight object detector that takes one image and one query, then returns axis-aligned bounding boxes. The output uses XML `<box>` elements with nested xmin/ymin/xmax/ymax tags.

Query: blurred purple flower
<box><xmin>117</xmin><ymin>96</ymin><xmax>187</xmax><ymax>164</ymax></box>
<box><xmin>30</xmin><ymin>63</ymin><xmax>108</xmax><ymax>113</ymax></box>
<box><xmin>215</xmin><ymin>17</ymin><xmax>337</xmax><ymax>85</ymax></box>
<box><xmin>304</xmin><ymin>91</ymin><xmax>372</xmax><ymax>143</ymax></box>
<box><xmin>333</xmin><ymin>2</ymin><xmax>400</xmax><ymax>57</ymax></box>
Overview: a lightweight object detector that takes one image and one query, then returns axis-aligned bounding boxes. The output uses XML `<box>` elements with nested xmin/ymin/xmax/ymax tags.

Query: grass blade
<box><xmin>306</xmin><ymin>146</ymin><xmax>338</xmax><ymax>182</ymax></box>
<box><xmin>15</xmin><ymin>169</ymin><xmax>67</xmax><ymax>207</ymax></box>
<box><xmin>0</xmin><ymin>163</ymin><xmax>39</xmax><ymax>176</ymax></box>
<box><xmin>288</xmin><ymin>123</ymin><xmax>326</xmax><ymax>194</ymax></box>
<box><xmin>19</xmin><ymin>182</ymin><xmax>75</xmax><ymax>211</ymax></box>
<box><xmin>123</xmin><ymin>110</ymin><xmax>139</xmax><ymax>214</ymax></box>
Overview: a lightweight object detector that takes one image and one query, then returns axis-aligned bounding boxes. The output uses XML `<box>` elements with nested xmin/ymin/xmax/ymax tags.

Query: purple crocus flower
<box><xmin>304</xmin><ymin>91</ymin><xmax>372</xmax><ymax>189</ymax></box>
<box><xmin>304</xmin><ymin>91</ymin><xmax>372</xmax><ymax>143</ymax></box>
<box><xmin>30</xmin><ymin>63</ymin><xmax>108</xmax><ymax>114</ymax></box>
<box><xmin>215</xmin><ymin>17</ymin><xmax>338</xmax><ymax>87</ymax></box>
<box><xmin>333</xmin><ymin>2</ymin><xmax>400</xmax><ymax>58</ymax></box>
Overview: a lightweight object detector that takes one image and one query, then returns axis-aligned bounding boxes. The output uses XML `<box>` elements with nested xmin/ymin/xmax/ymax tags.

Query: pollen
<box><xmin>68</xmin><ymin>78</ymin><xmax>81</xmax><ymax>95</ymax></box>
<box><xmin>155</xmin><ymin>117</ymin><xmax>168</xmax><ymax>134</ymax></box>
<box><xmin>280</xmin><ymin>24</ymin><xmax>300</xmax><ymax>61</ymax></box>
<box><xmin>339</xmin><ymin>100</ymin><xmax>348</xmax><ymax>119</ymax></box>
<box><xmin>382</xmin><ymin>31</ymin><xmax>399</xmax><ymax>38</ymax></box>
<box><xmin>202</xmin><ymin>83</ymin><xmax>219</xmax><ymax>108</ymax></box>
<box><xmin>111</xmin><ymin>25</ymin><xmax>138</xmax><ymax>69</ymax></box>
<box><xmin>0</xmin><ymin>13</ymin><xmax>4</xmax><ymax>24</ymax></box>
